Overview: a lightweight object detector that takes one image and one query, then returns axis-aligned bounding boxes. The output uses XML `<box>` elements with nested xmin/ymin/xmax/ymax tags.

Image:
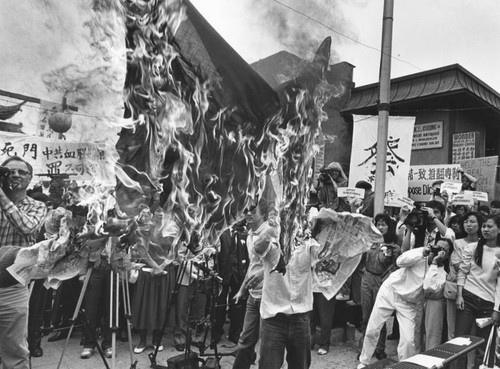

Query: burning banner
<box><xmin>114</xmin><ymin>0</ymin><xmax>345</xmax><ymax>271</ymax></box>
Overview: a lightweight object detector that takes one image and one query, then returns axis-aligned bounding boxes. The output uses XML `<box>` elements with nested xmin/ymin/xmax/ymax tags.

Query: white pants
<box><xmin>359</xmin><ymin>283</ymin><xmax>419</xmax><ymax>365</ymax></box>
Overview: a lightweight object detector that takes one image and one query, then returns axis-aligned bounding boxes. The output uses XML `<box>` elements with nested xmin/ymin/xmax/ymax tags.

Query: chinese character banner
<box><xmin>408</xmin><ymin>164</ymin><xmax>461</xmax><ymax>202</ymax></box>
<box><xmin>348</xmin><ymin>115</ymin><xmax>415</xmax><ymax>198</ymax></box>
<box><xmin>0</xmin><ymin>133</ymin><xmax>114</xmax><ymax>183</ymax></box>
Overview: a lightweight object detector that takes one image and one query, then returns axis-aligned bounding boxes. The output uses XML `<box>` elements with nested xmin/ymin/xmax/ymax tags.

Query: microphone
<box><xmin>192</xmin><ymin>261</ymin><xmax>223</xmax><ymax>283</ymax></box>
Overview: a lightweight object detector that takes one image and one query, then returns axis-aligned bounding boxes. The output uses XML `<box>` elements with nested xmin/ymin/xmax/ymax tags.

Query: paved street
<box><xmin>31</xmin><ymin>325</ymin><xmax>398</xmax><ymax>369</ymax></box>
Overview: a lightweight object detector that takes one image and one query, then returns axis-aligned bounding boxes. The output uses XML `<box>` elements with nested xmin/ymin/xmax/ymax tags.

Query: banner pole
<box><xmin>374</xmin><ymin>0</ymin><xmax>394</xmax><ymax>214</ymax></box>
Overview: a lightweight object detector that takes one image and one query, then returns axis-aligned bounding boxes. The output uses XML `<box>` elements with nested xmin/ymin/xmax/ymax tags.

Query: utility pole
<box><xmin>374</xmin><ymin>0</ymin><xmax>394</xmax><ymax>214</ymax></box>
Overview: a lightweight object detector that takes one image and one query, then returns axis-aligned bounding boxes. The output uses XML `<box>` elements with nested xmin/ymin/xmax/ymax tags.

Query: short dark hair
<box><xmin>1</xmin><ymin>156</ymin><xmax>33</xmax><ymax>175</ymax></box>
<box><xmin>426</xmin><ymin>200</ymin><xmax>445</xmax><ymax>215</ymax></box>
<box><xmin>355</xmin><ymin>180</ymin><xmax>372</xmax><ymax>191</ymax></box>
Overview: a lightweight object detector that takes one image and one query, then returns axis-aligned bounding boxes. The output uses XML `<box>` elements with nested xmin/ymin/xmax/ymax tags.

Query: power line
<box><xmin>270</xmin><ymin>0</ymin><xmax>423</xmax><ymax>71</ymax></box>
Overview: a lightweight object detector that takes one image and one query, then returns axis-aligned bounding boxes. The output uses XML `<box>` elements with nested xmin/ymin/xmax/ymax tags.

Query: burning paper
<box><xmin>312</xmin><ymin>208</ymin><xmax>383</xmax><ymax>299</ymax></box>
<box><xmin>6</xmin><ymin>209</ymin><xmax>74</xmax><ymax>286</ymax></box>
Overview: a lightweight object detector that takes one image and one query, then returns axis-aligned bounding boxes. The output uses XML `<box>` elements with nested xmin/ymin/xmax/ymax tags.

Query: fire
<box><xmin>111</xmin><ymin>0</ymin><xmax>340</xmax><ymax>269</ymax></box>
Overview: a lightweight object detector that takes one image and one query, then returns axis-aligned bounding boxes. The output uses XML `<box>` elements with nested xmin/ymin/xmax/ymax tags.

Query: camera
<box><xmin>0</xmin><ymin>166</ymin><xmax>10</xmax><ymax>189</ymax></box>
<box><xmin>317</xmin><ymin>169</ymin><xmax>334</xmax><ymax>186</ymax></box>
<box><xmin>403</xmin><ymin>203</ymin><xmax>429</xmax><ymax>248</ymax></box>
<box><xmin>430</xmin><ymin>244</ymin><xmax>443</xmax><ymax>254</ymax></box>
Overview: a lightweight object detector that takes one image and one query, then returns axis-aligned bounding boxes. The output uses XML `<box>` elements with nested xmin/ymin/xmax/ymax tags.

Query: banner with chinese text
<box><xmin>349</xmin><ymin>115</ymin><xmax>415</xmax><ymax>203</ymax></box>
<box><xmin>0</xmin><ymin>133</ymin><xmax>114</xmax><ymax>183</ymax></box>
<box><xmin>407</xmin><ymin>164</ymin><xmax>461</xmax><ymax>202</ymax></box>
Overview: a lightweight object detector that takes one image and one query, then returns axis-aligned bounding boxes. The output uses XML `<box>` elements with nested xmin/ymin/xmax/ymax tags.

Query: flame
<box><xmin>113</xmin><ymin>0</ymin><xmax>338</xmax><ymax>270</ymax></box>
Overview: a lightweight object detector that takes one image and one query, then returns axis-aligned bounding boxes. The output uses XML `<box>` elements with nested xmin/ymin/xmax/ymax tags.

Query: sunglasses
<box><xmin>8</xmin><ymin>169</ymin><xmax>31</xmax><ymax>176</ymax></box>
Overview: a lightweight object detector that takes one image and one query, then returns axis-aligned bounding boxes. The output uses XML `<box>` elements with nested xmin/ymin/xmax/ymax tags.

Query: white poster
<box><xmin>349</xmin><ymin>115</ymin><xmax>415</xmax><ymax>202</ymax></box>
<box><xmin>407</xmin><ymin>164</ymin><xmax>461</xmax><ymax>202</ymax></box>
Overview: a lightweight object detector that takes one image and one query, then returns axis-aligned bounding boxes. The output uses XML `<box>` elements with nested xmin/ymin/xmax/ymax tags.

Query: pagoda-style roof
<box><xmin>343</xmin><ymin>64</ymin><xmax>500</xmax><ymax>116</ymax></box>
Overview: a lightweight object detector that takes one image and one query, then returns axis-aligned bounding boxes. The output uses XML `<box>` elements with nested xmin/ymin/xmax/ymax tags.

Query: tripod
<box><xmin>56</xmin><ymin>266</ymin><xmax>137</xmax><ymax>369</ymax></box>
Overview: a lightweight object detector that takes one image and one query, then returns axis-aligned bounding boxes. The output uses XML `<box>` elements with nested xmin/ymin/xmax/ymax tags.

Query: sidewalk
<box><xmin>30</xmin><ymin>325</ymin><xmax>398</xmax><ymax>369</ymax></box>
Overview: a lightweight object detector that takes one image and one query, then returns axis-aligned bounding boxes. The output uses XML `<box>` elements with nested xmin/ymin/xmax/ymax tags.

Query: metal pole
<box><xmin>374</xmin><ymin>0</ymin><xmax>395</xmax><ymax>214</ymax></box>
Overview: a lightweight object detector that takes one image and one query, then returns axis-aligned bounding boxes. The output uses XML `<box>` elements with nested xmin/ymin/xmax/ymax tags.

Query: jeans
<box><xmin>232</xmin><ymin>296</ymin><xmax>261</xmax><ymax>369</ymax></box>
<box><xmin>310</xmin><ymin>292</ymin><xmax>335</xmax><ymax>349</ymax></box>
<box><xmin>453</xmin><ymin>289</ymin><xmax>494</xmax><ymax>369</ymax></box>
<box><xmin>0</xmin><ymin>284</ymin><xmax>30</xmax><ymax>369</ymax></box>
<box><xmin>259</xmin><ymin>312</ymin><xmax>311</xmax><ymax>369</ymax></box>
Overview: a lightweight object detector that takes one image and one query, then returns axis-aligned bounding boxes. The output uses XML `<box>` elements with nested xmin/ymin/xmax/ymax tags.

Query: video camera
<box><xmin>317</xmin><ymin>168</ymin><xmax>335</xmax><ymax>186</ymax></box>
<box><xmin>403</xmin><ymin>203</ymin><xmax>429</xmax><ymax>248</ymax></box>
<box><xmin>0</xmin><ymin>166</ymin><xmax>10</xmax><ymax>190</ymax></box>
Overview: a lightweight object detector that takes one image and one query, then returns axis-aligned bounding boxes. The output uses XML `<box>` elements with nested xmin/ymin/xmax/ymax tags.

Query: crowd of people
<box><xmin>1</xmin><ymin>155</ymin><xmax>500</xmax><ymax>369</ymax></box>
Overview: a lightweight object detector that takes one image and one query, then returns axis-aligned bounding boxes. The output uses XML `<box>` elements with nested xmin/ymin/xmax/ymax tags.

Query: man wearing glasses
<box><xmin>0</xmin><ymin>156</ymin><xmax>47</xmax><ymax>369</ymax></box>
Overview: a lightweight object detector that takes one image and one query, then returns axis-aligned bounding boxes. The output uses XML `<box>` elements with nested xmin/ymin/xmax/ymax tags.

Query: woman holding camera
<box><xmin>445</xmin><ymin>212</ymin><xmax>482</xmax><ymax>341</ymax></box>
<box><xmin>454</xmin><ymin>214</ymin><xmax>500</xmax><ymax>369</ymax></box>
<box><xmin>359</xmin><ymin>214</ymin><xmax>400</xmax><ymax>360</ymax></box>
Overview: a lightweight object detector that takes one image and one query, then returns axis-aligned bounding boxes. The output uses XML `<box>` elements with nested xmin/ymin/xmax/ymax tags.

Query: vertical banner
<box><xmin>37</xmin><ymin>100</ymin><xmax>60</xmax><ymax>138</ymax></box>
<box><xmin>313</xmin><ymin>133</ymin><xmax>326</xmax><ymax>184</ymax></box>
<box><xmin>349</xmin><ymin>115</ymin><xmax>415</xmax><ymax>202</ymax></box>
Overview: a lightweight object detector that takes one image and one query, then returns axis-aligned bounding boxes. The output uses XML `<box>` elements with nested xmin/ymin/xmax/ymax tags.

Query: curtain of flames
<box><xmin>104</xmin><ymin>0</ymin><xmax>334</xmax><ymax>269</ymax></box>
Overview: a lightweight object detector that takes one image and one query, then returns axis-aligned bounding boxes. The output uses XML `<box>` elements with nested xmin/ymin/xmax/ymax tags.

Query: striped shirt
<box><xmin>0</xmin><ymin>196</ymin><xmax>47</xmax><ymax>247</ymax></box>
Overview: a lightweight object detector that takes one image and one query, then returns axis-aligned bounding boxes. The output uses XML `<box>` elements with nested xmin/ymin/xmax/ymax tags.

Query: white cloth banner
<box><xmin>349</xmin><ymin>115</ymin><xmax>415</xmax><ymax>204</ymax></box>
<box><xmin>0</xmin><ymin>133</ymin><xmax>114</xmax><ymax>182</ymax></box>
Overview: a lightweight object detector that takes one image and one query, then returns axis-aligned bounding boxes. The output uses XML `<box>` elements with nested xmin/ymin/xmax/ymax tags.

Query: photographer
<box><xmin>0</xmin><ymin>156</ymin><xmax>47</xmax><ymax>369</ymax></box>
<box><xmin>316</xmin><ymin>162</ymin><xmax>350</xmax><ymax>212</ymax></box>
<box><xmin>357</xmin><ymin>240</ymin><xmax>453</xmax><ymax>369</ymax></box>
<box><xmin>400</xmin><ymin>200</ymin><xmax>455</xmax><ymax>352</ymax></box>
<box><xmin>401</xmin><ymin>200</ymin><xmax>455</xmax><ymax>253</ymax></box>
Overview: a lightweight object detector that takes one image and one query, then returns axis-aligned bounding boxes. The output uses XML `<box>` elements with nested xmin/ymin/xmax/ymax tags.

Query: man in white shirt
<box><xmin>232</xmin><ymin>203</ymin><xmax>273</xmax><ymax>369</ymax></box>
<box><xmin>253</xmin><ymin>212</ymin><xmax>319</xmax><ymax>369</ymax></box>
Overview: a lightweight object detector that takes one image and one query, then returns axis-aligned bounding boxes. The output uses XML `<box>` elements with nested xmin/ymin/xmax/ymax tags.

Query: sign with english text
<box><xmin>337</xmin><ymin>187</ymin><xmax>365</xmax><ymax>200</ymax></box>
<box><xmin>407</xmin><ymin>164</ymin><xmax>461</xmax><ymax>202</ymax></box>
<box><xmin>0</xmin><ymin>133</ymin><xmax>114</xmax><ymax>182</ymax></box>
<box><xmin>412</xmin><ymin>121</ymin><xmax>443</xmax><ymax>150</ymax></box>
<box><xmin>349</xmin><ymin>115</ymin><xmax>415</xmax><ymax>201</ymax></box>
<box><xmin>458</xmin><ymin>156</ymin><xmax>498</xmax><ymax>203</ymax></box>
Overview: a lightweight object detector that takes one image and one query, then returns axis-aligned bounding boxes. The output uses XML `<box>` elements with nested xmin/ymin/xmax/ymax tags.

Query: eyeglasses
<box><xmin>8</xmin><ymin>169</ymin><xmax>31</xmax><ymax>176</ymax></box>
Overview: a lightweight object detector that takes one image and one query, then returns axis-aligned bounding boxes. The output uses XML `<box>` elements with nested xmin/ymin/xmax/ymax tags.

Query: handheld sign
<box><xmin>441</xmin><ymin>182</ymin><xmax>462</xmax><ymax>195</ymax></box>
<box><xmin>451</xmin><ymin>192</ymin><xmax>474</xmax><ymax>206</ymax></box>
<box><xmin>464</xmin><ymin>191</ymin><xmax>488</xmax><ymax>202</ymax></box>
<box><xmin>337</xmin><ymin>187</ymin><xmax>365</xmax><ymax>200</ymax></box>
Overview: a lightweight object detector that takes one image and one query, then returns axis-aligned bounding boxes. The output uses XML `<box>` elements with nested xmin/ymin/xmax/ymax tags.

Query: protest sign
<box><xmin>441</xmin><ymin>182</ymin><xmax>463</xmax><ymax>195</ymax></box>
<box><xmin>407</xmin><ymin>164</ymin><xmax>461</xmax><ymax>202</ymax></box>
<box><xmin>337</xmin><ymin>187</ymin><xmax>365</xmax><ymax>200</ymax></box>
<box><xmin>349</xmin><ymin>115</ymin><xmax>415</xmax><ymax>202</ymax></box>
<box><xmin>312</xmin><ymin>209</ymin><xmax>383</xmax><ymax>299</ymax></box>
<box><xmin>385</xmin><ymin>192</ymin><xmax>415</xmax><ymax>209</ymax></box>
<box><xmin>0</xmin><ymin>133</ymin><xmax>114</xmax><ymax>182</ymax></box>
<box><xmin>458</xmin><ymin>156</ymin><xmax>498</xmax><ymax>203</ymax></box>
<box><xmin>464</xmin><ymin>191</ymin><xmax>488</xmax><ymax>203</ymax></box>
<box><xmin>451</xmin><ymin>192</ymin><xmax>474</xmax><ymax>206</ymax></box>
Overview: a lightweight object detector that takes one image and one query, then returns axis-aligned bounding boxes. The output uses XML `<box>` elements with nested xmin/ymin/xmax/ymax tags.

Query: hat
<box><xmin>355</xmin><ymin>180</ymin><xmax>372</xmax><ymax>191</ymax></box>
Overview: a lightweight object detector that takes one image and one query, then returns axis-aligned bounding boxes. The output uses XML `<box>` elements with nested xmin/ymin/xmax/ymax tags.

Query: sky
<box><xmin>0</xmin><ymin>0</ymin><xmax>499</xmax><ymax>130</ymax></box>
<box><xmin>189</xmin><ymin>0</ymin><xmax>500</xmax><ymax>91</ymax></box>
